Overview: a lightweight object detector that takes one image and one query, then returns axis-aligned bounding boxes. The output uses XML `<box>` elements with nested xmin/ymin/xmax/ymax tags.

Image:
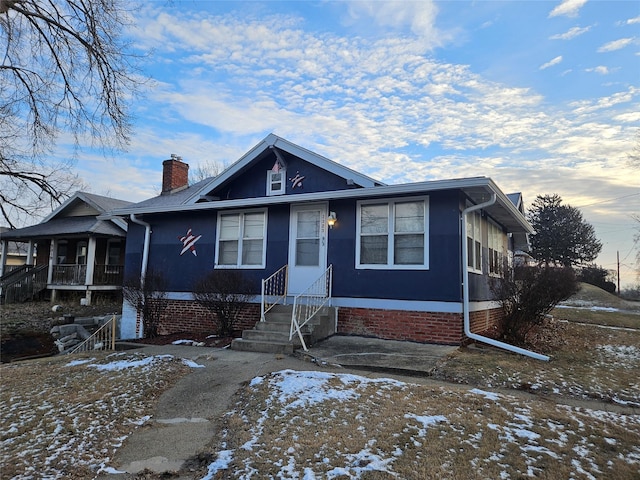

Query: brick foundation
<box><xmin>133</xmin><ymin>299</ymin><xmax>503</xmax><ymax>344</ymax></box>
<box><xmin>338</xmin><ymin>306</ymin><xmax>504</xmax><ymax>345</ymax></box>
<box><xmin>136</xmin><ymin>300</ymin><xmax>260</xmax><ymax>337</ymax></box>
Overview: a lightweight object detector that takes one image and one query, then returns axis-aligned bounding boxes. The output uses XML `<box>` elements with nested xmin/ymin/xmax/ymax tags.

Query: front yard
<box><xmin>1</xmin><ymin>304</ymin><xmax>639</xmax><ymax>479</ymax></box>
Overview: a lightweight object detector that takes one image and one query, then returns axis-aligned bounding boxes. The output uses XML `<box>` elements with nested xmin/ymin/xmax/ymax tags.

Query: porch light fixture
<box><xmin>327</xmin><ymin>211</ymin><xmax>337</xmax><ymax>229</ymax></box>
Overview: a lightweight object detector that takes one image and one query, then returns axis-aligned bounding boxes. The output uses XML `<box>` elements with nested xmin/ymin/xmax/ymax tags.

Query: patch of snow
<box><xmin>172</xmin><ymin>339</ymin><xmax>205</xmax><ymax>346</ymax></box>
<box><xmin>199</xmin><ymin>450</ymin><xmax>234</xmax><ymax>480</ymax></box>
<box><xmin>65</xmin><ymin>358</ymin><xmax>95</xmax><ymax>367</ymax></box>
<box><xmin>182</xmin><ymin>359</ymin><xmax>205</xmax><ymax>368</ymax></box>
<box><xmin>404</xmin><ymin>413</ymin><xmax>448</xmax><ymax>437</ymax></box>
<box><xmin>88</xmin><ymin>354</ymin><xmax>173</xmax><ymax>371</ymax></box>
<box><xmin>469</xmin><ymin>388</ymin><xmax>501</xmax><ymax>401</ymax></box>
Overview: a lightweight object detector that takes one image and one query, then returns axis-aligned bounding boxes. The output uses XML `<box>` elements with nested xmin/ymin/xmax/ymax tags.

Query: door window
<box><xmin>295</xmin><ymin>210</ymin><xmax>320</xmax><ymax>266</ymax></box>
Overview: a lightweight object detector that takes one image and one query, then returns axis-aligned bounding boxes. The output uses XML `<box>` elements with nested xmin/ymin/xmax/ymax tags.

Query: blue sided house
<box><xmin>111</xmin><ymin>134</ymin><xmax>533</xmax><ymax>352</ymax></box>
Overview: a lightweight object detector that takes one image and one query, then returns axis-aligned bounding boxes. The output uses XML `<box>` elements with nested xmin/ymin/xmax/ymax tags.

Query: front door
<box><xmin>288</xmin><ymin>203</ymin><xmax>328</xmax><ymax>295</ymax></box>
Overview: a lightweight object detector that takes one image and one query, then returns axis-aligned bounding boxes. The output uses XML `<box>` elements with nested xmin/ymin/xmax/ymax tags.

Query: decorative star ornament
<box><xmin>178</xmin><ymin>228</ymin><xmax>202</xmax><ymax>256</ymax></box>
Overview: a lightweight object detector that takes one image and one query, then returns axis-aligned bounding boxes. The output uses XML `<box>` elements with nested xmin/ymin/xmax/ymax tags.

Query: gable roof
<box><xmin>109</xmin><ymin>135</ymin><xmax>532</xmax><ymax>234</ymax></box>
<box><xmin>186</xmin><ymin>134</ymin><xmax>385</xmax><ymax>204</ymax></box>
<box><xmin>45</xmin><ymin>191</ymin><xmax>132</xmax><ymax>222</ymax></box>
<box><xmin>0</xmin><ymin>191</ymin><xmax>132</xmax><ymax>241</ymax></box>
<box><xmin>0</xmin><ymin>216</ymin><xmax>128</xmax><ymax>240</ymax></box>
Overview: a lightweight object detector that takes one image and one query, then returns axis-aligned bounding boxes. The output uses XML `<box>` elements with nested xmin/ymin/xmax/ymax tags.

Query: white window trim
<box><xmin>266</xmin><ymin>169</ymin><xmax>286</xmax><ymax>196</ymax></box>
<box><xmin>488</xmin><ymin>220</ymin><xmax>506</xmax><ymax>277</ymax></box>
<box><xmin>214</xmin><ymin>208</ymin><xmax>267</xmax><ymax>269</ymax></box>
<box><xmin>467</xmin><ymin>211</ymin><xmax>482</xmax><ymax>275</ymax></box>
<box><xmin>356</xmin><ymin>196</ymin><xmax>429</xmax><ymax>270</ymax></box>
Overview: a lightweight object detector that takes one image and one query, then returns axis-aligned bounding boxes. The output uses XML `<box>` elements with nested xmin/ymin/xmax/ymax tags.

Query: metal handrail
<box><xmin>67</xmin><ymin>315</ymin><xmax>117</xmax><ymax>355</ymax></box>
<box><xmin>261</xmin><ymin>264</ymin><xmax>288</xmax><ymax>321</ymax></box>
<box><xmin>289</xmin><ymin>264</ymin><xmax>332</xmax><ymax>351</ymax></box>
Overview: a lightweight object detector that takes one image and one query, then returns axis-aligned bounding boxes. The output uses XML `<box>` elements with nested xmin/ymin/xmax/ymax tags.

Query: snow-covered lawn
<box><xmin>204</xmin><ymin>370</ymin><xmax>640</xmax><ymax>479</ymax></box>
<box><xmin>1</xmin><ymin>320</ymin><xmax>639</xmax><ymax>479</ymax></box>
<box><xmin>1</xmin><ymin>352</ymin><xmax>192</xmax><ymax>479</ymax></box>
<box><xmin>434</xmin><ymin>322</ymin><xmax>640</xmax><ymax>406</ymax></box>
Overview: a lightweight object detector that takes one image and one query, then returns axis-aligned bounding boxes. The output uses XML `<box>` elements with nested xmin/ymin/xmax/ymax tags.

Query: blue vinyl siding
<box><xmin>328</xmin><ymin>191</ymin><xmax>462</xmax><ymax>303</ymax></box>
<box><xmin>125</xmin><ymin>190</ymin><xmax>499</xmax><ymax>302</ymax></box>
<box><xmin>214</xmin><ymin>151</ymin><xmax>360</xmax><ymax>200</ymax></box>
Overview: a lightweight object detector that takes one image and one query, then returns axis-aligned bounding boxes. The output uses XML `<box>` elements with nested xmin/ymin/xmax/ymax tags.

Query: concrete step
<box><xmin>230</xmin><ymin>338</ymin><xmax>296</xmax><ymax>355</ymax></box>
<box><xmin>242</xmin><ymin>329</ymin><xmax>300</xmax><ymax>343</ymax></box>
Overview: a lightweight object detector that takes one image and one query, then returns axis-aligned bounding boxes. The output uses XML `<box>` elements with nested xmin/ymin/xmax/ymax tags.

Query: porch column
<box><xmin>48</xmin><ymin>239</ymin><xmax>56</xmax><ymax>284</ymax></box>
<box><xmin>48</xmin><ymin>239</ymin><xmax>57</xmax><ymax>303</ymax></box>
<box><xmin>26</xmin><ymin>241</ymin><xmax>35</xmax><ymax>265</ymax></box>
<box><xmin>84</xmin><ymin>236</ymin><xmax>97</xmax><ymax>306</ymax></box>
<box><xmin>0</xmin><ymin>239</ymin><xmax>7</xmax><ymax>277</ymax></box>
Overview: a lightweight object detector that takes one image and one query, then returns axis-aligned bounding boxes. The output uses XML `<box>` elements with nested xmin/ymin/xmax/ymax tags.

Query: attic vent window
<box><xmin>267</xmin><ymin>159</ymin><xmax>286</xmax><ymax>196</ymax></box>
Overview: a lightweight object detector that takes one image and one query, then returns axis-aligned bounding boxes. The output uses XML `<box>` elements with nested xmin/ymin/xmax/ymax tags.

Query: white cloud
<box><xmin>540</xmin><ymin>56</ymin><xmax>563</xmax><ymax>70</ymax></box>
<box><xmin>586</xmin><ymin>66</ymin><xmax>610</xmax><ymax>75</ymax></box>
<box><xmin>624</xmin><ymin>16</ymin><xmax>640</xmax><ymax>25</ymax></box>
<box><xmin>549</xmin><ymin>0</ymin><xmax>588</xmax><ymax>18</ymax></box>
<box><xmin>549</xmin><ymin>25</ymin><xmax>591</xmax><ymax>40</ymax></box>
<box><xmin>104</xmin><ymin>5</ymin><xmax>639</xmax><ymax>287</ymax></box>
<box><xmin>597</xmin><ymin>37</ymin><xmax>634</xmax><ymax>52</ymax></box>
<box><xmin>343</xmin><ymin>0</ymin><xmax>446</xmax><ymax>48</ymax></box>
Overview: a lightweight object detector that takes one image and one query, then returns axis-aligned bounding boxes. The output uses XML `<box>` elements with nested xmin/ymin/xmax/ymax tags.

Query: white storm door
<box><xmin>288</xmin><ymin>203</ymin><xmax>328</xmax><ymax>295</ymax></box>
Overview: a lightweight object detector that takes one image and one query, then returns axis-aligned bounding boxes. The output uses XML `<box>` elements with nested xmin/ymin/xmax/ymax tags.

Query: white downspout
<box><xmin>129</xmin><ymin>214</ymin><xmax>151</xmax><ymax>285</ymax></box>
<box><xmin>128</xmin><ymin>214</ymin><xmax>151</xmax><ymax>339</ymax></box>
<box><xmin>461</xmin><ymin>193</ymin><xmax>549</xmax><ymax>361</ymax></box>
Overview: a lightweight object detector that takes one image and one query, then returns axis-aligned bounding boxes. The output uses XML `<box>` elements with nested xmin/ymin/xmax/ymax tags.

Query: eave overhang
<box><xmin>111</xmin><ymin>176</ymin><xmax>533</xmax><ymax>234</ymax></box>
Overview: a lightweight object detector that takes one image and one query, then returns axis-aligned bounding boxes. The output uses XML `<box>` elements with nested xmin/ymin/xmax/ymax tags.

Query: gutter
<box><xmin>129</xmin><ymin>214</ymin><xmax>151</xmax><ymax>286</ymax></box>
<box><xmin>461</xmin><ymin>193</ymin><xmax>549</xmax><ymax>361</ymax></box>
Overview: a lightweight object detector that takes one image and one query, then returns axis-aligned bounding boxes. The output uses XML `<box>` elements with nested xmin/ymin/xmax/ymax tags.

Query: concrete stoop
<box><xmin>231</xmin><ymin>304</ymin><xmax>336</xmax><ymax>354</ymax></box>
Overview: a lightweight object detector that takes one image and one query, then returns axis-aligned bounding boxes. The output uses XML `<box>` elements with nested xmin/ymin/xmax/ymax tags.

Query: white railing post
<box><xmin>289</xmin><ymin>264</ymin><xmax>333</xmax><ymax>352</ymax></box>
<box><xmin>261</xmin><ymin>265</ymin><xmax>288</xmax><ymax>322</ymax></box>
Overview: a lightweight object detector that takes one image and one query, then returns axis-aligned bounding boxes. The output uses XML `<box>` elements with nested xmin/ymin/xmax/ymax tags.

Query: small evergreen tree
<box><xmin>528</xmin><ymin>194</ymin><xmax>602</xmax><ymax>267</ymax></box>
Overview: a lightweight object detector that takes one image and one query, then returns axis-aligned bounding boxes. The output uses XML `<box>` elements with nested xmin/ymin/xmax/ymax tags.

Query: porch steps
<box><xmin>231</xmin><ymin>304</ymin><xmax>336</xmax><ymax>354</ymax></box>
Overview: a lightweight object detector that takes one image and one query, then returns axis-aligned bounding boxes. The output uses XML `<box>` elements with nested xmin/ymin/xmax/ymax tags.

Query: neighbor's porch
<box><xmin>0</xmin><ymin>235</ymin><xmax>125</xmax><ymax>305</ymax></box>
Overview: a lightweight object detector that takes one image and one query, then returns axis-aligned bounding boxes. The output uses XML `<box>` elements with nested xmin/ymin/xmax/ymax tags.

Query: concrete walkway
<box><xmin>302</xmin><ymin>335</ymin><xmax>458</xmax><ymax>375</ymax></box>
<box><xmin>97</xmin><ymin>336</ymin><xmax>458</xmax><ymax>479</ymax></box>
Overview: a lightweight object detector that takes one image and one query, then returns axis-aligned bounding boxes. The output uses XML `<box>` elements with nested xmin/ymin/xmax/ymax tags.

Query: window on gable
<box><xmin>267</xmin><ymin>169</ymin><xmax>286</xmax><ymax>196</ymax></box>
<box><xmin>216</xmin><ymin>210</ymin><xmax>266</xmax><ymax>268</ymax></box>
<box><xmin>357</xmin><ymin>197</ymin><xmax>429</xmax><ymax>269</ymax></box>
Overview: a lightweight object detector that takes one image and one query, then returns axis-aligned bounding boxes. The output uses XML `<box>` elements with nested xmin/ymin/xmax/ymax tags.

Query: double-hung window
<box><xmin>267</xmin><ymin>169</ymin><xmax>285</xmax><ymax>196</ymax></box>
<box><xmin>357</xmin><ymin>197</ymin><xmax>429</xmax><ymax>269</ymax></box>
<box><xmin>216</xmin><ymin>210</ymin><xmax>266</xmax><ymax>268</ymax></box>
<box><xmin>488</xmin><ymin>222</ymin><xmax>505</xmax><ymax>276</ymax></box>
<box><xmin>466</xmin><ymin>212</ymin><xmax>482</xmax><ymax>273</ymax></box>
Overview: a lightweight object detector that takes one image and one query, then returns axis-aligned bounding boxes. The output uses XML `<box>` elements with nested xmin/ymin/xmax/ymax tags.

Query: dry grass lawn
<box><xmin>1</xmin><ymin>296</ymin><xmax>639</xmax><ymax>479</ymax></box>
<box><xmin>1</xmin><ymin>352</ymin><xmax>189</xmax><ymax>479</ymax></box>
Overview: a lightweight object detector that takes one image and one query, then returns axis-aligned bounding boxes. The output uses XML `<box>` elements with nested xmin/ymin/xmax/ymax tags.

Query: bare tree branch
<box><xmin>0</xmin><ymin>0</ymin><xmax>143</xmax><ymax>227</ymax></box>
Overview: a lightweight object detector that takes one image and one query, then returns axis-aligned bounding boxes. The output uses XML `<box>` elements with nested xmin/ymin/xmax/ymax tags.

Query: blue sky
<box><xmin>67</xmin><ymin>0</ymin><xmax>639</xmax><ymax>286</ymax></box>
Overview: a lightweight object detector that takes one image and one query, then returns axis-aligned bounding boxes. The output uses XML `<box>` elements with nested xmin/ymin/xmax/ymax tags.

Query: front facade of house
<box><xmin>0</xmin><ymin>192</ymin><xmax>131</xmax><ymax>305</ymax></box>
<box><xmin>114</xmin><ymin>134</ymin><xmax>533</xmax><ymax>344</ymax></box>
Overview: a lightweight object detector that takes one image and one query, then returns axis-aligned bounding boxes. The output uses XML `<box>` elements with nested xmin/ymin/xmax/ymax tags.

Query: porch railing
<box><xmin>93</xmin><ymin>264</ymin><xmax>124</xmax><ymax>285</ymax></box>
<box><xmin>261</xmin><ymin>264</ymin><xmax>288</xmax><ymax>321</ymax></box>
<box><xmin>289</xmin><ymin>264</ymin><xmax>333</xmax><ymax>351</ymax></box>
<box><xmin>50</xmin><ymin>264</ymin><xmax>124</xmax><ymax>286</ymax></box>
<box><xmin>67</xmin><ymin>315</ymin><xmax>117</xmax><ymax>355</ymax></box>
<box><xmin>52</xmin><ymin>264</ymin><xmax>87</xmax><ymax>285</ymax></box>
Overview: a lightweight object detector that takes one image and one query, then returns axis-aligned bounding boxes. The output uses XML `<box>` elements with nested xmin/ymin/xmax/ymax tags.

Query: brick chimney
<box><xmin>162</xmin><ymin>155</ymin><xmax>189</xmax><ymax>194</ymax></box>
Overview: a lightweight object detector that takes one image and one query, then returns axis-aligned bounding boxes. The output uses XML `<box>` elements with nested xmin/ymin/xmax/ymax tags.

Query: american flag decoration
<box><xmin>178</xmin><ymin>228</ymin><xmax>202</xmax><ymax>256</ymax></box>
